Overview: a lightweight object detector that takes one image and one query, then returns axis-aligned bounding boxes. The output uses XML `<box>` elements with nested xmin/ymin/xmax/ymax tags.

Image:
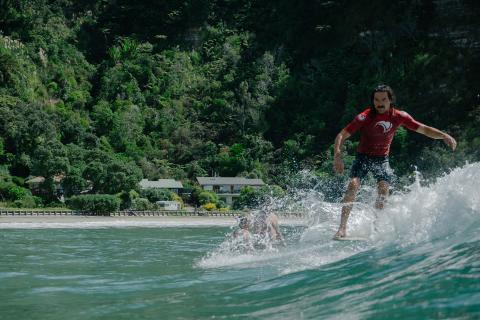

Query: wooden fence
<box><xmin>0</xmin><ymin>210</ymin><xmax>304</xmax><ymax>218</ymax></box>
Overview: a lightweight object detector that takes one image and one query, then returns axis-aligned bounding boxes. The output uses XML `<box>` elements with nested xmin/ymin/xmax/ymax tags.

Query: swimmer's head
<box><xmin>238</xmin><ymin>216</ymin><xmax>250</xmax><ymax>229</ymax></box>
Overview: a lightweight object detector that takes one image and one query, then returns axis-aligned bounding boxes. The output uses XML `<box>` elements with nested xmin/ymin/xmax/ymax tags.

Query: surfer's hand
<box><xmin>443</xmin><ymin>134</ymin><xmax>457</xmax><ymax>151</ymax></box>
<box><xmin>334</xmin><ymin>156</ymin><xmax>344</xmax><ymax>174</ymax></box>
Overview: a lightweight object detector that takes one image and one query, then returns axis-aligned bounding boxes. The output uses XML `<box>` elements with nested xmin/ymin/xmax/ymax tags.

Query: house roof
<box><xmin>25</xmin><ymin>175</ymin><xmax>64</xmax><ymax>184</ymax></box>
<box><xmin>196</xmin><ymin>177</ymin><xmax>265</xmax><ymax>186</ymax></box>
<box><xmin>139</xmin><ymin>179</ymin><xmax>183</xmax><ymax>189</ymax></box>
<box><xmin>25</xmin><ymin>176</ymin><xmax>45</xmax><ymax>184</ymax></box>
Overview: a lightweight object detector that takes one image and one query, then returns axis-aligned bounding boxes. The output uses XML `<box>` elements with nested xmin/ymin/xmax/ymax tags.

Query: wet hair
<box><xmin>238</xmin><ymin>216</ymin><xmax>249</xmax><ymax>229</ymax></box>
<box><xmin>370</xmin><ymin>85</ymin><xmax>396</xmax><ymax>113</ymax></box>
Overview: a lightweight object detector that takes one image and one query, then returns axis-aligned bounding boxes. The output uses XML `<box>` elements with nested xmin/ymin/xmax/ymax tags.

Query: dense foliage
<box><xmin>0</xmin><ymin>0</ymin><xmax>479</xmax><ymax>207</ymax></box>
<box><xmin>66</xmin><ymin>194</ymin><xmax>121</xmax><ymax>215</ymax></box>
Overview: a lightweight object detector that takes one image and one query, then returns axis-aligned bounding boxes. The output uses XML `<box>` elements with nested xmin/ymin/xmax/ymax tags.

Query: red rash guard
<box><xmin>344</xmin><ymin>107</ymin><xmax>422</xmax><ymax>156</ymax></box>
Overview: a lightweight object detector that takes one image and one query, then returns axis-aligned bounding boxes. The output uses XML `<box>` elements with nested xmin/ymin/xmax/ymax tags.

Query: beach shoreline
<box><xmin>0</xmin><ymin>215</ymin><xmax>308</xmax><ymax>228</ymax></box>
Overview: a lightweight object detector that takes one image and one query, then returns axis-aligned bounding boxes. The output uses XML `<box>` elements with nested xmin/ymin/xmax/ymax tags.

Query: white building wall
<box><xmin>219</xmin><ymin>196</ymin><xmax>233</xmax><ymax>205</ymax></box>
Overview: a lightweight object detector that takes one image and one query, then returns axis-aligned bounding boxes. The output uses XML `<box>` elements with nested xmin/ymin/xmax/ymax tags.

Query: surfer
<box><xmin>333</xmin><ymin>85</ymin><xmax>457</xmax><ymax>239</ymax></box>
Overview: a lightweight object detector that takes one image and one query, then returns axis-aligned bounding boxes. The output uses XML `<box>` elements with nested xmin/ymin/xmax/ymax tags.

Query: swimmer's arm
<box><xmin>275</xmin><ymin>224</ymin><xmax>283</xmax><ymax>241</ymax></box>
<box><xmin>243</xmin><ymin>230</ymin><xmax>251</xmax><ymax>242</ymax></box>
<box><xmin>274</xmin><ymin>224</ymin><xmax>286</xmax><ymax>246</ymax></box>
<box><xmin>269</xmin><ymin>219</ymin><xmax>283</xmax><ymax>242</ymax></box>
<box><xmin>244</xmin><ymin>231</ymin><xmax>254</xmax><ymax>251</ymax></box>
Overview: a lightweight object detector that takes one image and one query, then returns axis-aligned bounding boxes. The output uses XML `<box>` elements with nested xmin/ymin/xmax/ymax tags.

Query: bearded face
<box><xmin>373</xmin><ymin>91</ymin><xmax>391</xmax><ymax>114</ymax></box>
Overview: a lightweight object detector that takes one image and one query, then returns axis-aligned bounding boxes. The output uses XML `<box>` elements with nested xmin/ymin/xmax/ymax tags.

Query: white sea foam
<box><xmin>375</xmin><ymin>162</ymin><xmax>480</xmax><ymax>246</ymax></box>
<box><xmin>199</xmin><ymin>162</ymin><xmax>480</xmax><ymax>273</ymax></box>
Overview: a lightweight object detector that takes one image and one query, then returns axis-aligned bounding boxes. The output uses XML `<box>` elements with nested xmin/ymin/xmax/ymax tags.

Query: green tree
<box><xmin>83</xmin><ymin>151</ymin><xmax>143</xmax><ymax>194</ymax></box>
<box><xmin>198</xmin><ymin>190</ymin><xmax>219</xmax><ymax>205</ymax></box>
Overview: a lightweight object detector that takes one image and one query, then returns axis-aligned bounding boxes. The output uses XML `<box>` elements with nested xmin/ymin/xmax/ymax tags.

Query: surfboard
<box><xmin>333</xmin><ymin>236</ymin><xmax>368</xmax><ymax>242</ymax></box>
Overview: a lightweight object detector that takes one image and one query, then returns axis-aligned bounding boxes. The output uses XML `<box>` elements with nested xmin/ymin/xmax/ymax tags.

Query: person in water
<box><xmin>252</xmin><ymin>210</ymin><xmax>284</xmax><ymax>243</ymax></box>
<box><xmin>233</xmin><ymin>216</ymin><xmax>252</xmax><ymax>242</ymax></box>
<box><xmin>333</xmin><ymin>85</ymin><xmax>457</xmax><ymax>239</ymax></box>
<box><xmin>234</xmin><ymin>210</ymin><xmax>284</xmax><ymax>246</ymax></box>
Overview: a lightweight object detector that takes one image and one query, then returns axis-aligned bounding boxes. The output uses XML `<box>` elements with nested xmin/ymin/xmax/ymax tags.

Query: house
<box><xmin>196</xmin><ymin>177</ymin><xmax>265</xmax><ymax>206</ymax></box>
<box><xmin>156</xmin><ymin>200</ymin><xmax>182</xmax><ymax>211</ymax></box>
<box><xmin>25</xmin><ymin>175</ymin><xmax>65</xmax><ymax>202</ymax></box>
<box><xmin>138</xmin><ymin>179</ymin><xmax>183</xmax><ymax>194</ymax></box>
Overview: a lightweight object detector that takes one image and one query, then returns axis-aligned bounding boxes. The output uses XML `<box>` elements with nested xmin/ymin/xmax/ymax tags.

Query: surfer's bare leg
<box><xmin>334</xmin><ymin>178</ymin><xmax>360</xmax><ymax>238</ymax></box>
<box><xmin>374</xmin><ymin>181</ymin><xmax>389</xmax><ymax>210</ymax></box>
<box><xmin>372</xmin><ymin>180</ymin><xmax>389</xmax><ymax>232</ymax></box>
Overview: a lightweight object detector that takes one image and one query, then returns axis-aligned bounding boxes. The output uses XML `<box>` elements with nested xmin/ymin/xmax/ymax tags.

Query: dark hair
<box><xmin>238</xmin><ymin>216</ymin><xmax>249</xmax><ymax>229</ymax></box>
<box><xmin>370</xmin><ymin>85</ymin><xmax>396</xmax><ymax>113</ymax></box>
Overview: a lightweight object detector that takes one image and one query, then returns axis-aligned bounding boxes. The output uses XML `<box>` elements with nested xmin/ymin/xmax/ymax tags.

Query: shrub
<box><xmin>118</xmin><ymin>189</ymin><xmax>141</xmax><ymax>209</ymax></box>
<box><xmin>202</xmin><ymin>202</ymin><xmax>217</xmax><ymax>211</ymax></box>
<box><xmin>189</xmin><ymin>185</ymin><xmax>205</xmax><ymax>206</ymax></box>
<box><xmin>33</xmin><ymin>196</ymin><xmax>43</xmax><ymax>207</ymax></box>
<box><xmin>0</xmin><ymin>182</ymin><xmax>32</xmax><ymax>201</ymax></box>
<box><xmin>216</xmin><ymin>199</ymin><xmax>226</xmax><ymax>209</ymax></box>
<box><xmin>8</xmin><ymin>185</ymin><xmax>30</xmax><ymax>201</ymax></box>
<box><xmin>0</xmin><ymin>181</ymin><xmax>16</xmax><ymax>200</ymax></box>
<box><xmin>198</xmin><ymin>191</ymin><xmax>219</xmax><ymax>205</ymax></box>
<box><xmin>233</xmin><ymin>185</ymin><xmax>285</xmax><ymax>210</ymax></box>
<box><xmin>66</xmin><ymin>194</ymin><xmax>121</xmax><ymax>215</ymax></box>
<box><xmin>232</xmin><ymin>186</ymin><xmax>258</xmax><ymax>210</ymax></box>
<box><xmin>13</xmin><ymin>196</ymin><xmax>37</xmax><ymax>208</ymax></box>
<box><xmin>132</xmin><ymin>198</ymin><xmax>152</xmax><ymax>210</ymax></box>
<box><xmin>11</xmin><ymin>176</ymin><xmax>25</xmax><ymax>186</ymax></box>
<box><xmin>140</xmin><ymin>188</ymin><xmax>174</xmax><ymax>202</ymax></box>
<box><xmin>171</xmin><ymin>192</ymin><xmax>184</xmax><ymax>209</ymax></box>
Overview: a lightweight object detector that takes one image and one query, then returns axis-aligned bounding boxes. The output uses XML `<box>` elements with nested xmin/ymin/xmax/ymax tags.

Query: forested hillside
<box><xmin>0</xmin><ymin>0</ymin><xmax>479</xmax><ymax>208</ymax></box>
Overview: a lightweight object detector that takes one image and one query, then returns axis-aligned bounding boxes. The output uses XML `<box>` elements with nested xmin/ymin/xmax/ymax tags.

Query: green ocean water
<box><xmin>1</xmin><ymin>163</ymin><xmax>480</xmax><ymax>319</ymax></box>
<box><xmin>1</xmin><ymin>226</ymin><xmax>479</xmax><ymax>320</ymax></box>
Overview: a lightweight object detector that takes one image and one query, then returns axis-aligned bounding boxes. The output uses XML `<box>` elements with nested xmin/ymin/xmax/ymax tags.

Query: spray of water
<box><xmin>199</xmin><ymin>162</ymin><xmax>480</xmax><ymax>273</ymax></box>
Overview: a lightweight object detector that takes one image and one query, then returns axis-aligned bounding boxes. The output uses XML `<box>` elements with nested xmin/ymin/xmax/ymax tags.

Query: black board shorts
<box><xmin>349</xmin><ymin>153</ymin><xmax>395</xmax><ymax>183</ymax></box>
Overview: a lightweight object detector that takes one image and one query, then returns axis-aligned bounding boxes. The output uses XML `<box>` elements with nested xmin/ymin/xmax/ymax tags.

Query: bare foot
<box><xmin>333</xmin><ymin>229</ymin><xmax>346</xmax><ymax>239</ymax></box>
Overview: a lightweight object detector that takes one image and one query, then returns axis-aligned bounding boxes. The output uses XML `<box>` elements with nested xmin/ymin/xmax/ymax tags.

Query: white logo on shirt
<box><xmin>357</xmin><ymin>114</ymin><xmax>366</xmax><ymax>121</ymax></box>
<box><xmin>376</xmin><ymin>121</ymin><xmax>393</xmax><ymax>133</ymax></box>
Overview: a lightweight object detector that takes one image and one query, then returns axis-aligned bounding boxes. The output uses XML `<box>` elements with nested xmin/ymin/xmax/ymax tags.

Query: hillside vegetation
<box><xmin>0</xmin><ymin>0</ymin><xmax>479</xmax><ymax>208</ymax></box>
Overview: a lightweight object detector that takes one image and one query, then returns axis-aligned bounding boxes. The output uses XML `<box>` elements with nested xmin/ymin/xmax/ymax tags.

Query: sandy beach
<box><xmin>0</xmin><ymin>215</ymin><xmax>308</xmax><ymax>228</ymax></box>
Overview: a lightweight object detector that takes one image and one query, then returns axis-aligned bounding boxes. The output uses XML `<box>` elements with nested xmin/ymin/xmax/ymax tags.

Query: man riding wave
<box><xmin>333</xmin><ymin>85</ymin><xmax>456</xmax><ymax>239</ymax></box>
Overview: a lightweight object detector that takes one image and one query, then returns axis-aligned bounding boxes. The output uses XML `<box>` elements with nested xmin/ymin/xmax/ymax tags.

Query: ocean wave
<box><xmin>200</xmin><ymin>162</ymin><xmax>480</xmax><ymax>275</ymax></box>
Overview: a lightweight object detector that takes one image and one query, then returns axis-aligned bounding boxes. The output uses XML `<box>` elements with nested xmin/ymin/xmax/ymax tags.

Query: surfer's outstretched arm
<box><xmin>416</xmin><ymin>125</ymin><xmax>457</xmax><ymax>150</ymax></box>
<box><xmin>333</xmin><ymin>129</ymin><xmax>351</xmax><ymax>174</ymax></box>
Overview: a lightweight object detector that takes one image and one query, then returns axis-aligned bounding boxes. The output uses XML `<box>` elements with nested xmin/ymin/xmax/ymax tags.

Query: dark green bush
<box><xmin>198</xmin><ymin>191</ymin><xmax>219</xmax><ymax>205</ymax></box>
<box><xmin>132</xmin><ymin>197</ymin><xmax>152</xmax><ymax>210</ymax></box>
<box><xmin>66</xmin><ymin>194</ymin><xmax>121</xmax><ymax>215</ymax></box>
<box><xmin>11</xmin><ymin>176</ymin><xmax>25</xmax><ymax>186</ymax></box>
<box><xmin>0</xmin><ymin>181</ymin><xmax>32</xmax><ymax>201</ymax></box>
<box><xmin>13</xmin><ymin>196</ymin><xmax>37</xmax><ymax>208</ymax></box>
<box><xmin>7</xmin><ymin>185</ymin><xmax>30</xmax><ymax>200</ymax></box>
<box><xmin>140</xmin><ymin>188</ymin><xmax>174</xmax><ymax>203</ymax></box>
<box><xmin>233</xmin><ymin>185</ymin><xmax>285</xmax><ymax>210</ymax></box>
